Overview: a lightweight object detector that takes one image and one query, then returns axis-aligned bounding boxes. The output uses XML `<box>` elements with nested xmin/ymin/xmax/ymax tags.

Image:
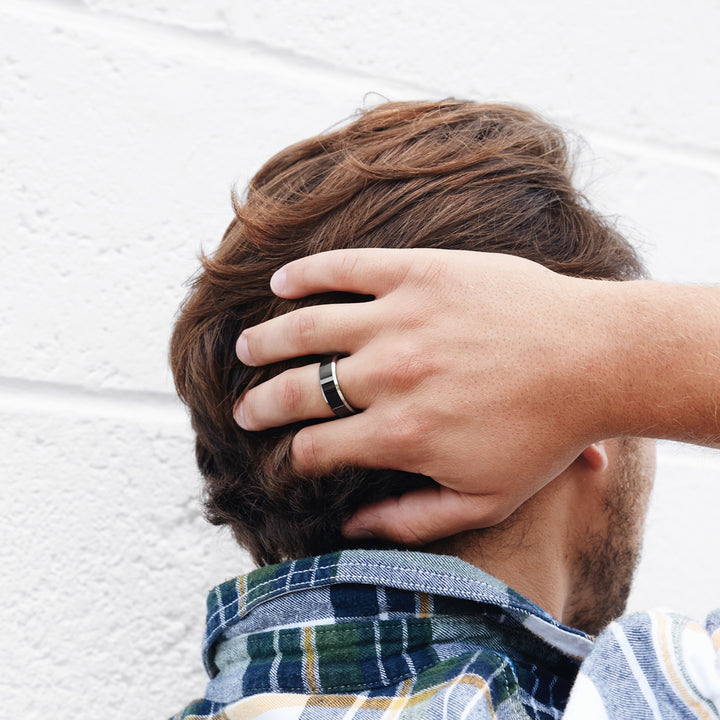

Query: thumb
<box><xmin>342</xmin><ymin>487</ymin><xmax>503</xmax><ymax>546</ymax></box>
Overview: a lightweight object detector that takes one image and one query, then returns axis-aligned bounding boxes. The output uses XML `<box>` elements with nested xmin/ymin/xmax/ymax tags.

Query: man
<box><xmin>170</xmin><ymin>101</ymin><xmax>717</xmax><ymax>718</ymax></box>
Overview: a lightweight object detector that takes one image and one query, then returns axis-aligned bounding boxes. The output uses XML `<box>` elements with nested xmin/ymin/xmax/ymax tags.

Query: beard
<box><xmin>564</xmin><ymin>437</ymin><xmax>654</xmax><ymax>636</ymax></box>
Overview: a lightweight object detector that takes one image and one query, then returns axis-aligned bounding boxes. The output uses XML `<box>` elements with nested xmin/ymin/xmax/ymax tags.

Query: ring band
<box><xmin>319</xmin><ymin>355</ymin><xmax>357</xmax><ymax>418</ymax></box>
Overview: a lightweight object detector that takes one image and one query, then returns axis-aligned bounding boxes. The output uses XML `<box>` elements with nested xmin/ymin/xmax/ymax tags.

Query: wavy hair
<box><xmin>169</xmin><ymin>100</ymin><xmax>645</xmax><ymax>566</ymax></box>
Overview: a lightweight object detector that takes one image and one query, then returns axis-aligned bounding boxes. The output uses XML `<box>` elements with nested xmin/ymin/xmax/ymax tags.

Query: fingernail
<box><xmin>234</xmin><ymin>402</ymin><xmax>246</xmax><ymax>429</ymax></box>
<box><xmin>237</xmin><ymin>333</ymin><xmax>250</xmax><ymax>363</ymax></box>
<box><xmin>270</xmin><ymin>267</ymin><xmax>287</xmax><ymax>295</ymax></box>
<box><xmin>343</xmin><ymin>526</ymin><xmax>375</xmax><ymax>540</ymax></box>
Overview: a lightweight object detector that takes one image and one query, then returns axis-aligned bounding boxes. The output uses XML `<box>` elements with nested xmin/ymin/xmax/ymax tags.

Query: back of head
<box><xmin>169</xmin><ymin>100</ymin><xmax>645</xmax><ymax>566</ymax></box>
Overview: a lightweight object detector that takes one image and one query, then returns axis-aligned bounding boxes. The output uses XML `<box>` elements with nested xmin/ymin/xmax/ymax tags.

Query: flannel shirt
<box><xmin>172</xmin><ymin>549</ymin><xmax>592</xmax><ymax>718</ymax></box>
<box><xmin>172</xmin><ymin>550</ymin><xmax>720</xmax><ymax>719</ymax></box>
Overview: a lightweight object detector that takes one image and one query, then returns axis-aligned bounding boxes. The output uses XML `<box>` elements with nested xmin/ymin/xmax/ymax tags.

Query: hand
<box><xmin>235</xmin><ymin>248</ymin><xmax>617</xmax><ymax>545</ymax></box>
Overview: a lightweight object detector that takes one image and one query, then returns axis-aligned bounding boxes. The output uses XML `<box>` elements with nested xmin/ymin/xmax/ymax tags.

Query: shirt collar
<box><xmin>202</xmin><ymin>548</ymin><xmax>593</xmax><ymax>677</ymax></box>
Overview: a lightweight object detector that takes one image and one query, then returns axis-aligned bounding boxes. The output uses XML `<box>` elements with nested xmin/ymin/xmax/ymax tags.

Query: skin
<box><xmin>234</xmin><ymin>247</ymin><xmax>720</xmax><ymax>544</ymax></box>
<box><xmin>562</xmin><ymin>438</ymin><xmax>656</xmax><ymax>633</ymax></box>
<box><xmin>428</xmin><ymin>437</ymin><xmax>656</xmax><ymax>635</ymax></box>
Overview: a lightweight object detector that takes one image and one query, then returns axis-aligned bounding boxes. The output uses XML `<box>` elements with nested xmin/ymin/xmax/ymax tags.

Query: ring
<box><xmin>319</xmin><ymin>355</ymin><xmax>357</xmax><ymax>418</ymax></box>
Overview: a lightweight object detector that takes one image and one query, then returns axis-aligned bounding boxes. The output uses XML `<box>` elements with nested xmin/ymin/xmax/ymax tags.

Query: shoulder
<box><xmin>564</xmin><ymin>609</ymin><xmax>720</xmax><ymax>720</ymax></box>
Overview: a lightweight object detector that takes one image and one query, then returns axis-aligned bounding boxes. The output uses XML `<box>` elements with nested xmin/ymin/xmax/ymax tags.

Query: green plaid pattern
<box><xmin>172</xmin><ymin>550</ymin><xmax>594</xmax><ymax>719</ymax></box>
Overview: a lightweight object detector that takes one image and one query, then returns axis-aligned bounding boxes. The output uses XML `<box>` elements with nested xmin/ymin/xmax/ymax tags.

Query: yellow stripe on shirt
<box><xmin>303</xmin><ymin>626</ymin><xmax>320</xmax><ymax>694</ymax></box>
<box><xmin>653</xmin><ymin>610</ymin><xmax>714</xmax><ymax>720</ymax></box>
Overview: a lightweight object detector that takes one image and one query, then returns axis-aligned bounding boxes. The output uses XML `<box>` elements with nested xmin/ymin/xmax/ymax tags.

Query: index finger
<box><xmin>270</xmin><ymin>248</ymin><xmax>431</xmax><ymax>299</ymax></box>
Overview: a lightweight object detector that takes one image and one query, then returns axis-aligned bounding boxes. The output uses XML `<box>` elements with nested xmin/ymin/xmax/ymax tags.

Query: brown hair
<box><xmin>169</xmin><ymin>100</ymin><xmax>645</xmax><ymax>566</ymax></box>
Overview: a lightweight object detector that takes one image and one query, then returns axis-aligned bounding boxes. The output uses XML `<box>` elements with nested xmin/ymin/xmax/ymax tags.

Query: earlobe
<box><xmin>581</xmin><ymin>442</ymin><xmax>609</xmax><ymax>473</ymax></box>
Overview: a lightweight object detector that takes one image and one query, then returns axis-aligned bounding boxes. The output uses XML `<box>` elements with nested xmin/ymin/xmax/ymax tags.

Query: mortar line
<box><xmin>656</xmin><ymin>442</ymin><xmax>720</xmax><ymax>471</ymax></box>
<box><xmin>578</xmin><ymin>127</ymin><xmax>720</xmax><ymax>176</ymax></box>
<box><xmin>0</xmin><ymin>375</ymin><xmax>190</xmax><ymax>425</ymax></box>
<box><xmin>7</xmin><ymin>0</ymin><xmax>720</xmax><ymax>174</ymax></box>
<box><xmin>2</xmin><ymin>0</ymin><xmax>438</xmax><ymax>97</ymax></box>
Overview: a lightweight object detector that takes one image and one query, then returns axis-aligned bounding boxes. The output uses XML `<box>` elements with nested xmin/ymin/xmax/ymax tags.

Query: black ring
<box><xmin>319</xmin><ymin>355</ymin><xmax>357</xmax><ymax>418</ymax></box>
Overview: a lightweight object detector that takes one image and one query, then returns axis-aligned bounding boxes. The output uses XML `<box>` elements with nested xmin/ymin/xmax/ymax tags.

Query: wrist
<box><xmin>558</xmin><ymin>276</ymin><xmax>634</xmax><ymax>444</ymax></box>
<box><xmin>593</xmin><ymin>279</ymin><xmax>660</xmax><ymax>440</ymax></box>
<box><xmin>591</xmin><ymin>279</ymin><xmax>720</xmax><ymax>444</ymax></box>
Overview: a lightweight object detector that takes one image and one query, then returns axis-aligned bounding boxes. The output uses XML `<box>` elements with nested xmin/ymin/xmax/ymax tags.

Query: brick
<box><xmin>85</xmin><ymin>0</ymin><xmax>720</xmax><ymax>151</ymax></box>
<box><xmin>577</xmin><ymin>139</ymin><xmax>720</xmax><ymax>283</ymax></box>
<box><xmin>0</xmin><ymin>407</ymin><xmax>247</xmax><ymax>715</ymax></box>
<box><xmin>628</xmin><ymin>442</ymin><xmax>720</xmax><ymax>620</ymax></box>
<box><xmin>0</xmin><ymin>4</ymin><xmax>414</xmax><ymax>392</ymax></box>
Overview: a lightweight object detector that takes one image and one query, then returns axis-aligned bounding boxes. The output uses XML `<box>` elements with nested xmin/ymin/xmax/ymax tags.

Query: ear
<box><xmin>580</xmin><ymin>441</ymin><xmax>609</xmax><ymax>473</ymax></box>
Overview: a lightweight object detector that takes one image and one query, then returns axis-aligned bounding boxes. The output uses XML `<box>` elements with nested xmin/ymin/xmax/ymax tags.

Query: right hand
<box><xmin>235</xmin><ymin>248</ymin><xmax>621</xmax><ymax>544</ymax></box>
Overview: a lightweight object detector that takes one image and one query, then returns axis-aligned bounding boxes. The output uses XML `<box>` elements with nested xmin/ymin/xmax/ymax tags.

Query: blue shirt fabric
<box><xmin>172</xmin><ymin>549</ymin><xmax>720</xmax><ymax>718</ymax></box>
<box><xmin>172</xmin><ymin>549</ymin><xmax>595</xmax><ymax>719</ymax></box>
<box><xmin>564</xmin><ymin>607</ymin><xmax>720</xmax><ymax>719</ymax></box>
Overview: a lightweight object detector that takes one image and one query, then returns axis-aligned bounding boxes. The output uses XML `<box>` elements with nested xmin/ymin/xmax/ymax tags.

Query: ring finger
<box><xmin>234</xmin><ymin>355</ymin><xmax>362</xmax><ymax>431</ymax></box>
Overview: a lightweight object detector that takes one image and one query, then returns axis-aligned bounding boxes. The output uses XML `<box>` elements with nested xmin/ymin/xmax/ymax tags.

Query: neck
<box><xmin>424</xmin><ymin>439</ymin><xmax>648</xmax><ymax>636</ymax></box>
<box><xmin>425</xmin><ymin>472</ymin><xmax>579</xmax><ymax>626</ymax></box>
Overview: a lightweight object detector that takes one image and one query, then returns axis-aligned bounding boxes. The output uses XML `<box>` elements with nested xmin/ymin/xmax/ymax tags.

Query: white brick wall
<box><xmin>1</xmin><ymin>1</ymin><xmax>718</xmax><ymax>716</ymax></box>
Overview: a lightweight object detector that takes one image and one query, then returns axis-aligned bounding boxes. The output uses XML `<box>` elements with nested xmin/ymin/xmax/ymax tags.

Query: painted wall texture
<box><xmin>1</xmin><ymin>1</ymin><xmax>718</xmax><ymax>716</ymax></box>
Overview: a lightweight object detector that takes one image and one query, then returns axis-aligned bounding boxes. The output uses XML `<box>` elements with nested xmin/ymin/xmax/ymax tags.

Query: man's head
<box><xmin>170</xmin><ymin>100</ymin><xmax>646</xmax><ymax>568</ymax></box>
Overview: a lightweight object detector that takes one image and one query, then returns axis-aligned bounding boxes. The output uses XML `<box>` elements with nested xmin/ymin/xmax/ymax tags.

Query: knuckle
<box><xmin>402</xmin><ymin>254</ymin><xmax>450</xmax><ymax>292</ymax></box>
<box><xmin>389</xmin><ymin>503</ymin><xmax>428</xmax><ymax>546</ymax></box>
<box><xmin>415</xmin><ymin>259</ymin><xmax>447</xmax><ymax>290</ymax></box>
<box><xmin>384</xmin><ymin>412</ymin><xmax>425</xmax><ymax>452</ymax></box>
<box><xmin>396</xmin><ymin>521</ymin><xmax>426</xmax><ymax>547</ymax></box>
<box><xmin>290</xmin><ymin>309</ymin><xmax>317</xmax><ymax>349</ymax></box>
<box><xmin>292</xmin><ymin>429</ymin><xmax>321</xmax><ymax>471</ymax></box>
<box><xmin>481</xmin><ymin>498</ymin><xmax>514</xmax><ymax>527</ymax></box>
<box><xmin>381</xmin><ymin>346</ymin><xmax>433</xmax><ymax>390</ymax></box>
<box><xmin>279</xmin><ymin>374</ymin><xmax>303</xmax><ymax>415</ymax></box>
<box><xmin>465</xmin><ymin>493</ymin><xmax>509</xmax><ymax>528</ymax></box>
<box><xmin>337</xmin><ymin>251</ymin><xmax>361</xmax><ymax>280</ymax></box>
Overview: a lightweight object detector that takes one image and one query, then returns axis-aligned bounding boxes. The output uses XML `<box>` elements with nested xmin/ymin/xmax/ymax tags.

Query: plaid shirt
<box><xmin>172</xmin><ymin>549</ymin><xmax>720</xmax><ymax>719</ymax></box>
<box><xmin>172</xmin><ymin>550</ymin><xmax>594</xmax><ymax>719</ymax></box>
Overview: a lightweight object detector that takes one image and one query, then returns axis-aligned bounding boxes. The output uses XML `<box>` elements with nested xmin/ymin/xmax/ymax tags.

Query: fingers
<box><xmin>342</xmin><ymin>488</ymin><xmax>507</xmax><ymax>546</ymax></box>
<box><xmin>237</xmin><ymin>302</ymin><xmax>376</xmax><ymax>366</ymax></box>
<box><xmin>288</xmin><ymin>411</ymin><xmax>403</xmax><ymax>477</ymax></box>
<box><xmin>270</xmin><ymin>248</ymin><xmax>427</xmax><ymax>299</ymax></box>
<box><xmin>236</xmin><ymin>357</ymin><xmax>362</xmax><ymax>430</ymax></box>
